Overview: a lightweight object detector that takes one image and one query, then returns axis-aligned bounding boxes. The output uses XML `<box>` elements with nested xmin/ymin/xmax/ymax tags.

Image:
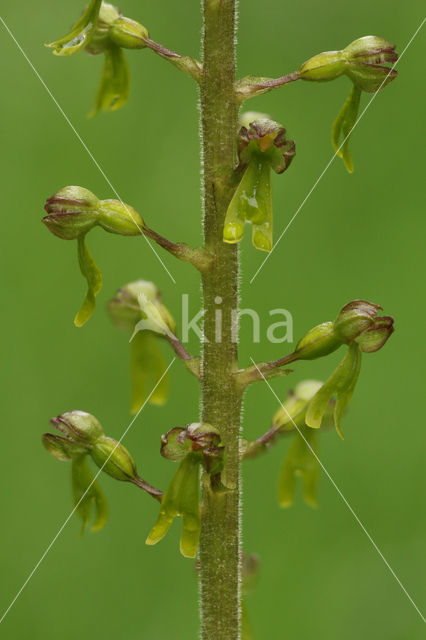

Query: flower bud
<box><xmin>146</xmin><ymin>452</ymin><xmax>202</xmax><ymax>558</ymax></box>
<box><xmin>299</xmin><ymin>50</ymin><xmax>346</xmax><ymax>82</ymax></box>
<box><xmin>90</xmin><ymin>436</ymin><xmax>140</xmax><ymax>483</ymax></box>
<box><xmin>43</xmin><ymin>186</ymin><xmax>147</xmax><ymax>326</ymax></box>
<box><xmin>278</xmin><ymin>426</ymin><xmax>319</xmax><ymax>508</ymax></box>
<box><xmin>333</xmin><ymin>300</ymin><xmax>394</xmax><ymax>352</ymax></box>
<box><xmin>293</xmin><ymin>322</ymin><xmax>342</xmax><ymax>361</ymax></box>
<box><xmin>43</xmin><ymin>186</ymin><xmax>100</xmax><ymax>239</ymax></box>
<box><xmin>98</xmin><ymin>199</ymin><xmax>144</xmax><ymax>235</ymax></box>
<box><xmin>298</xmin><ymin>36</ymin><xmax>398</xmax><ymax>92</ymax></box>
<box><xmin>343</xmin><ymin>36</ymin><xmax>398</xmax><ymax>93</ymax></box>
<box><xmin>334</xmin><ymin>300</ymin><xmax>382</xmax><ymax>342</ymax></box>
<box><xmin>43</xmin><ymin>411</ymin><xmax>108</xmax><ymax>533</ymax></box>
<box><xmin>356</xmin><ymin>315</ymin><xmax>394</xmax><ymax>353</ymax></box>
<box><xmin>109</xmin><ymin>17</ymin><xmax>149</xmax><ymax>49</ymax></box>
<box><xmin>50</xmin><ymin>410</ymin><xmax>104</xmax><ymax>445</ymax></box>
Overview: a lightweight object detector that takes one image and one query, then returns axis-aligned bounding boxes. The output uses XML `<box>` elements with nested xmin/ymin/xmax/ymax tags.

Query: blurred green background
<box><xmin>0</xmin><ymin>1</ymin><xmax>424</xmax><ymax>638</ymax></box>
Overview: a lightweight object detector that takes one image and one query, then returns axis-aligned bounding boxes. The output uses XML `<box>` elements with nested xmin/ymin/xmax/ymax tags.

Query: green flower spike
<box><xmin>43</xmin><ymin>186</ymin><xmax>144</xmax><ymax>326</ymax></box>
<box><xmin>46</xmin><ymin>2</ymin><xmax>149</xmax><ymax>115</ymax></box>
<box><xmin>223</xmin><ymin>112</ymin><xmax>295</xmax><ymax>252</ymax></box>
<box><xmin>108</xmin><ymin>280</ymin><xmax>176</xmax><ymax>412</ymax></box>
<box><xmin>299</xmin><ymin>36</ymin><xmax>398</xmax><ymax>172</ymax></box>
<box><xmin>146</xmin><ymin>451</ymin><xmax>202</xmax><ymax>558</ymax></box>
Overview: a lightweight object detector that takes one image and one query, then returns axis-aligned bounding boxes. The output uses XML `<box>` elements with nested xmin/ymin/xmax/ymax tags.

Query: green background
<box><xmin>0</xmin><ymin>1</ymin><xmax>424</xmax><ymax>638</ymax></box>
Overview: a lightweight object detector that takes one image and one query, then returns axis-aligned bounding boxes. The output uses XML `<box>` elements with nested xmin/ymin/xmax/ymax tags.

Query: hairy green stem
<box><xmin>199</xmin><ymin>1</ymin><xmax>242</xmax><ymax>638</ymax></box>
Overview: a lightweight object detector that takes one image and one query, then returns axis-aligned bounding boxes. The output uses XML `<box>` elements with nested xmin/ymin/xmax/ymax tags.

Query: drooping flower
<box><xmin>223</xmin><ymin>112</ymin><xmax>295</xmax><ymax>252</ymax></box>
<box><xmin>46</xmin><ymin>1</ymin><xmax>149</xmax><ymax>115</ymax></box>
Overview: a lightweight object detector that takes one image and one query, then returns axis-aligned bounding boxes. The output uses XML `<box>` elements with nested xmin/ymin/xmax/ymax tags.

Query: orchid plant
<box><xmin>41</xmin><ymin>2</ymin><xmax>398</xmax><ymax>638</ymax></box>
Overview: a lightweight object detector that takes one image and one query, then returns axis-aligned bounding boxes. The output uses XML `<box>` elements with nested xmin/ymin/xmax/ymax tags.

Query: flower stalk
<box><xmin>199</xmin><ymin>1</ymin><xmax>241</xmax><ymax>638</ymax></box>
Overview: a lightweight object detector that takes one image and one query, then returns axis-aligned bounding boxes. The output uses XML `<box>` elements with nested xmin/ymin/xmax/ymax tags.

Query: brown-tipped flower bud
<box><xmin>298</xmin><ymin>36</ymin><xmax>398</xmax><ymax>93</ymax></box>
<box><xmin>90</xmin><ymin>436</ymin><xmax>140</xmax><ymax>483</ymax></box>
<box><xmin>355</xmin><ymin>315</ymin><xmax>394</xmax><ymax>353</ymax></box>
<box><xmin>343</xmin><ymin>36</ymin><xmax>398</xmax><ymax>92</ymax></box>
<box><xmin>50</xmin><ymin>410</ymin><xmax>104</xmax><ymax>445</ymax></box>
<box><xmin>43</xmin><ymin>186</ymin><xmax>101</xmax><ymax>239</ymax></box>
<box><xmin>333</xmin><ymin>300</ymin><xmax>394</xmax><ymax>352</ymax></box>
<box><xmin>333</xmin><ymin>300</ymin><xmax>382</xmax><ymax>342</ymax></box>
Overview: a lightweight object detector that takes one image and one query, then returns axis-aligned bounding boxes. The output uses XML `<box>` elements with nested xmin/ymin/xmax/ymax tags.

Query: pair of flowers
<box><xmin>223</xmin><ymin>36</ymin><xmax>398</xmax><ymax>251</ymax></box>
<box><xmin>44</xmin><ymin>411</ymin><xmax>223</xmax><ymax>558</ymax></box>
<box><xmin>265</xmin><ymin>300</ymin><xmax>394</xmax><ymax>507</ymax></box>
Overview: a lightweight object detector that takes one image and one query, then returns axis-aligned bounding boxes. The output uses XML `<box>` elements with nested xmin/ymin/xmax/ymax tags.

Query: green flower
<box><xmin>108</xmin><ymin>280</ymin><xmax>176</xmax><ymax>413</ymax></box>
<box><xmin>223</xmin><ymin>112</ymin><xmax>295</xmax><ymax>252</ymax></box>
<box><xmin>46</xmin><ymin>1</ymin><xmax>149</xmax><ymax>115</ymax></box>
<box><xmin>298</xmin><ymin>36</ymin><xmax>398</xmax><ymax>172</ymax></box>
<box><xmin>43</xmin><ymin>186</ymin><xmax>144</xmax><ymax>326</ymax></box>
<box><xmin>279</xmin><ymin>301</ymin><xmax>394</xmax><ymax>438</ymax></box>
<box><xmin>43</xmin><ymin>410</ymin><xmax>159</xmax><ymax>531</ymax></box>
